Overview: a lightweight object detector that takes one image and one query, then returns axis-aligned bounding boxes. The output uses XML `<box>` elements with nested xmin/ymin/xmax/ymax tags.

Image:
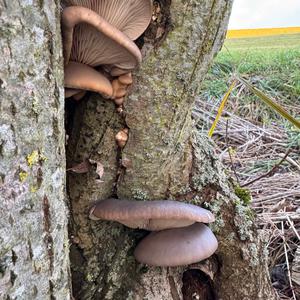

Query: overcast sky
<box><xmin>228</xmin><ymin>0</ymin><xmax>300</xmax><ymax>29</ymax></box>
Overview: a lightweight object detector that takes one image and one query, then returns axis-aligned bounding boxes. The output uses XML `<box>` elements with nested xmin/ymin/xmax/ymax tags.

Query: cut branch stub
<box><xmin>64</xmin><ymin>62</ymin><xmax>113</xmax><ymax>98</ymax></box>
<box><xmin>134</xmin><ymin>223</ymin><xmax>218</xmax><ymax>267</ymax></box>
<box><xmin>89</xmin><ymin>198</ymin><xmax>215</xmax><ymax>230</ymax></box>
<box><xmin>61</xmin><ymin>6</ymin><xmax>142</xmax><ymax>68</ymax></box>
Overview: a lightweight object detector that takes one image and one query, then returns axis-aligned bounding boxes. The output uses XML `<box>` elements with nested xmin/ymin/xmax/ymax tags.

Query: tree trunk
<box><xmin>0</xmin><ymin>1</ymin><xmax>70</xmax><ymax>299</ymax></box>
<box><xmin>67</xmin><ymin>1</ymin><xmax>277</xmax><ymax>299</ymax></box>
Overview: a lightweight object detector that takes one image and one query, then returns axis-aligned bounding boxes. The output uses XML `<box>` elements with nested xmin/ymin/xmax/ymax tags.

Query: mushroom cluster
<box><xmin>90</xmin><ymin>198</ymin><xmax>218</xmax><ymax>267</ymax></box>
<box><xmin>61</xmin><ymin>0</ymin><xmax>152</xmax><ymax>106</ymax></box>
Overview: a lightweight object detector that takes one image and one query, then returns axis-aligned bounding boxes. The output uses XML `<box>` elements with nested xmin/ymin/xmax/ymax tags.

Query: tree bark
<box><xmin>1</xmin><ymin>1</ymin><xmax>276</xmax><ymax>300</ymax></box>
<box><xmin>0</xmin><ymin>1</ymin><xmax>70</xmax><ymax>299</ymax></box>
<box><xmin>65</xmin><ymin>0</ymin><xmax>277</xmax><ymax>299</ymax></box>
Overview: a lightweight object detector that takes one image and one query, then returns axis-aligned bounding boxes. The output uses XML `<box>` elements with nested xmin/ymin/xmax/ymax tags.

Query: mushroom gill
<box><xmin>63</xmin><ymin>0</ymin><xmax>152</xmax><ymax>40</ymax></box>
<box><xmin>61</xmin><ymin>1</ymin><xmax>152</xmax><ymax>101</ymax></box>
<box><xmin>61</xmin><ymin>6</ymin><xmax>142</xmax><ymax>68</ymax></box>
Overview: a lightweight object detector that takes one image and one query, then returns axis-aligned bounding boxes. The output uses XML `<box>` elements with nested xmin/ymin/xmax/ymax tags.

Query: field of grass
<box><xmin>197</xmin><ymin>31</ymin><xmax>300</xmax><ymax>299</ymax></box>
<box><xmin>200</xmin><ymin>33</ymin><xmax>300</xmax><ymax>125</ymax></box>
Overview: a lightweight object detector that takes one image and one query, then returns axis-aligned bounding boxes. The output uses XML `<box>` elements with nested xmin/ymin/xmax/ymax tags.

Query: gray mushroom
<box><xmin>134</xmin><ymin>223</ymin><xmax>218</xmax><ymax>267</ymax></box>
<box><xmin>89</xmin><ymin>198</ymin><xmax>215</xmax><ymax>231</ymax></box>
<box><xmin>89</xmin><ymin>198</ymin><xmax>218</xmax><ymax>267</ymax></box>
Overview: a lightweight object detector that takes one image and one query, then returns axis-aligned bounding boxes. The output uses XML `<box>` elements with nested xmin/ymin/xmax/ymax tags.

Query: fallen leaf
<box><xmin>89</xmin><ymin>159</ymin><xmax>104</xmax><ymax>179</ymax></box>
<box><xmin>67</xmin><ymin>160</ymin><xmax>91</xmax><ymax>173</ymax></box>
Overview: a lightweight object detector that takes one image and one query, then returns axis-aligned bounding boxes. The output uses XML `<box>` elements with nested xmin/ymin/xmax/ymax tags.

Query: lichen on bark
<box><xmin>0</xmin><ymin>1</ymin><xmax>70</xmax><ymax>299</ymax></box>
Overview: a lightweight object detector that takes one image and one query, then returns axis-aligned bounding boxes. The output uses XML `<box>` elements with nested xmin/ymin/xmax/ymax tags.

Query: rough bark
<box><xmin>67</xmin><ymin>0</ymin><xmax>277</xmax><ymax>299</ymax></box>
<box><xmin>0</xmin><ymin>1</ymin><xmax>70</xmax><ymax>299</ymax></box>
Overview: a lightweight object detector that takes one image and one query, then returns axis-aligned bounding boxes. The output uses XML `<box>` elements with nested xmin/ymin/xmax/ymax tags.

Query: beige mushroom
<box><xmin>134</xmin><ymin>223</ymin><xmax>218</xmax><ymax>267</ymax></box>
<box><xmin>118</xmin><ymin>73</ymin><xmax>133</xmax><ymax>85</ymax></box>
<box><xmin>61</xmin><ymin>6</ymin><xmax>142</xmax><ymax>68</ymax></box>
<box><xmin>114</xmin><ymin>97</ymin><xmax>124</xmax><ymax>106</ymax></box>
<box><xmin>64</xmin><ymin>61</ymin><xmax>113</xmax><ymax>98</ymax></box>
<box><xmin>62</xmin><ymin>1</ymin><xmax>152</xmax><ymax>100</ymax></box>
<box><xmin>112</xmin><ymin>78</ymin><xmax>127</xmax><ymax>99</ymax></box>
<box><xmin>63</xmin><ymin>0</ymin><xmax>152</xmax><ymax>39</ymax></box>
<box><xmin>73</xmin><ymin>90</ymin><xmax>87</xmax><ymax>101</ymax></box>
<box><xmin>115</xmin><ymin>129</ymin><xmax>129</xmax><ymax>148</ymax></box>
<box><xmin>65</xmin><ymin>88</ymin><xmax>82</xmax><ymax>98</ymax></box>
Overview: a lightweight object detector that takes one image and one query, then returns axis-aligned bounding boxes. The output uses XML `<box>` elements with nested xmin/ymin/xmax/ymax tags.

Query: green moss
<box><xmin>234</xmin><ymin>186</ymin><xmax>251</xmax><ymax>205</ymax></box>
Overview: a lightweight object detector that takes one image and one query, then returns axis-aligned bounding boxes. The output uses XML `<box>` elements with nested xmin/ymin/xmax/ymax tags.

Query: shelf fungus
<box><xmin>89</xmin><ymin>198</ymin><xmax>218</xmax><ymax>267</ymax></box>
<box><xmin>61</xmin><ymin>0</ymin><xmax>152</xmax><ymax>102</ymax></box>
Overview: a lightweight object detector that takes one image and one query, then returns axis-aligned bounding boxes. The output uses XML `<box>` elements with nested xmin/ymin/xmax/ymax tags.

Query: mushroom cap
<box><xmin>64</xmin><ymin>61</ymin><xmax>113</xmax><ymax>98</ymax></box>
<box><xmin>62</xmin><ymin>6</ymin><xmax>142</xmax><ymax>68</ymax></box>
<box><xmin>65</xmin><ymin>88</ymin><xmax>82</xmax><ymax>98</ymax></box>
<box><xmin>134</xmin><ymin>223</ymin><xmax>218</xmax><ymax>267</ymax></box>
<box><xmin>64</xmin><ymin>0</ymin><xmax>152</xmax><ymax>40</ymax></box>
<box><xmin>118</xmin><ymin>73</ymin><xmax>133</xmax><ymax>85</ymax></box>
<box><xmin>89</xmin><ymin>198</ymin><xmax>215</xmax><ymax>230</ymax></box>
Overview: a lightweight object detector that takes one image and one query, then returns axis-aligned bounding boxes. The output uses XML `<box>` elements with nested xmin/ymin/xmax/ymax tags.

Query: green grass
<box><xmin>200</xmin><ymin>33</ymin><xmax>300</xmax><ymax>125</ymax></box>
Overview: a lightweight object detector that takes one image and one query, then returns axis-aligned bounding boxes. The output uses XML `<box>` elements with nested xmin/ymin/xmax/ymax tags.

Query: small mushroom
<box><xmin>118</xmin><ymin>73</ymin><xmax>133</xmax><ymax>85</ymax></box>
<box><xmin>112</xmin><ymin>78</ymin><xmax>127</xmax><ymax>99</ymax></box>
<box><xmin>64</xmin><ymin>61</ymin><xmax>113</xmax><ymax>98</ymax></box>
<box><xmin>115</xmin><ymin>128</ymin><xmax>129</xmax><ymax>148</ymax></box>
<box><xmin>114</xmin><ymin>97</ymin><xmax>124</xmax><ymax>106</ymax></box>
<box><xmin>134</xmin><ymin>223</ymin><xmax>218</xmax><ymax>267</ymax></box>
<box><xmin>116</xmin><ymin>106</ymin><xmax>124</xmax><ymax>114</ymax></box>
<box><xmin>89</xmin><ymin>198</ymin><xmax>215</xmax><ymax>230</ymax></box>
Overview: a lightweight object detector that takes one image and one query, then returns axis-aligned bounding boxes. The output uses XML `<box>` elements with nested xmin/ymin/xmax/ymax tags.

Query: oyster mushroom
<box><xmin>61</xmin><ymin>6</ymin><xmax>142</xmax><ymax>68</ymax></box>
<box><xmin>89</xmin><ymin>198</ymin><xmax>215</xmax><ymax>231</ymax></box>
<box><xmin>61</xmin><ymin>0</ymin><xmax>152</xmax><ymax>101</ymax></box>
<box><xmin>89</xmin><ymin>198</ymin><xmax>218</xmax><ymax>267</ymax></box>
<box><xmin>63</xmin><ymin>0</ymin><xmax>152</xmax><ymax>43</ymax></box>
<box><xmin>134</xmin><ymin>223</ymin><xmax>218</xmax><ymax>267</ymax></box>
<box><xmin>64</xmin><ymin>61</ymin><xmax>113</xmax><ymax>98</ymax></box>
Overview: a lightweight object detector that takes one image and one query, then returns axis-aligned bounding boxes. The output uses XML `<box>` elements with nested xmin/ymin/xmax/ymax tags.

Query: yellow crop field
<box><xmin>226</xmin><ymin>27</ymin><xmax>300</xmax><ymax>39</ymax></box>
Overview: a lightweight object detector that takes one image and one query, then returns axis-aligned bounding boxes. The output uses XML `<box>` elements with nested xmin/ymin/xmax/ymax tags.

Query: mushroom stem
<box><xmin>61</xmin><ymin>6</ymin><xmax>142</xmax><ymax>66</ymax></box>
